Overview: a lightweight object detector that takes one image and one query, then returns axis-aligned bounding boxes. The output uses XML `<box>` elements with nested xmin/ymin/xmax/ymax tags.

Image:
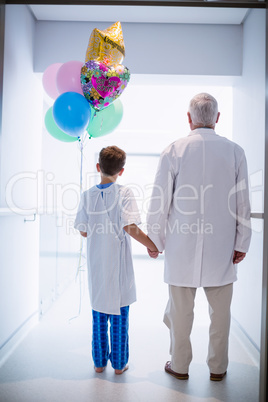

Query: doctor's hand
<box><xmin>233</xmin><ymin>250</ymin><xmax>246</xmax><ymax>264</ymax></box>
<box><xmin>147</xmin><ymin>248</ymin><xmax>160</xmax><ymax>259</ymax></box>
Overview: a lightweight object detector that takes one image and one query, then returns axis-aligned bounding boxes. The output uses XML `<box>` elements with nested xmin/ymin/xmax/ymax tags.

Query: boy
<box><xmin>74</xmin><ymin>146</ymin><xmax>158</xmax><ymax>375</ymax></box>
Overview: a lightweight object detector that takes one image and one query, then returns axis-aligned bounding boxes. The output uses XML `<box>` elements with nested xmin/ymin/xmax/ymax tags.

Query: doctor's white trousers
<box><xmin>163</xmin><ymin>283</ymin><xmax>233</xmax><ymax>374</ymax></box>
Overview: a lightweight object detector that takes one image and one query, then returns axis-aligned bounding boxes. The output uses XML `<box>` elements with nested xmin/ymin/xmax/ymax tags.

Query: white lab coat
<box><xmin>74</xmin><ymin>183</ymin><xmax>141</xmax><ymax>315</ymax></box>
<box><xmin>147</xmin><ymin>128</ymin><xmax>251</xmax><ymax>288</ymax></box>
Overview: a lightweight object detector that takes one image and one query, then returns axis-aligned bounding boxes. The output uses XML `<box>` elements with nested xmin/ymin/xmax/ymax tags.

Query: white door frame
<box><xmin>259</xmin><ymin>7</ymin><xmax>268</xmax><ymax>401</ymax></box>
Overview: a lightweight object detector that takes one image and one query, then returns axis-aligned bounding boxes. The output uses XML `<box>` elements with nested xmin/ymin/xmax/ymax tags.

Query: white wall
<box><xmin>0</xmin><ymin>5</ymin><xmax>43</xmax><ymax>364</ymax></box>
<box><xmin>232</xmin><ymin>9</ymin><xmax>266</xmax><ymax>350</ymax></box>
<box><xmin>38</xmin><ymin>99</ymin><xmax>82</xmax><ymax>314</ymax></box>
<box><xmin>34</xmin><ymin>20</ymin><xmax>242</xmax><ymax>76</ymax></box>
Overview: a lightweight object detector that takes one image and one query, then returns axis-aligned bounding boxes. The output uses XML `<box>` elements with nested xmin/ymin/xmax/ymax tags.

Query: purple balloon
<box><xmin>56</xmin><ymin>60</ymin><xmax>84</xmax><ymax>96</ymax></box>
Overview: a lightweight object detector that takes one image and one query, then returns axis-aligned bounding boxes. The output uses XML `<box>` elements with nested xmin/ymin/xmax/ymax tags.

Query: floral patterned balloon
<box><xmin>81</xmin><ymin>60</ymin><xmax>130</xmax><ymax>111</ymax></box>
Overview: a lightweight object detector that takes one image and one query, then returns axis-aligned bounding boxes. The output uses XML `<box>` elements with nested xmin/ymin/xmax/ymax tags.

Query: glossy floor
<box><xmin>0</xmin><ymin>258</ymin><xmax>260</xmax><ymax>402</ymax></box>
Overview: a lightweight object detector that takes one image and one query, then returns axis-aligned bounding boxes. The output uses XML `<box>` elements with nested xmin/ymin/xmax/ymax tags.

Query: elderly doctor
<box><xmin>147</xmin><ymin>93</ymin><xmax>251</xmax><ymax>381</ymax></box>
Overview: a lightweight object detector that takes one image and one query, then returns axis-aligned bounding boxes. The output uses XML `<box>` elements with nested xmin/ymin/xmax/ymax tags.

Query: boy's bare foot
<box><xmin>94</xmin><ymin>366</ymin><xmax>105</xmax><ymax>373</ymax></box>
<box><xmin>115</xmin><ymin>365</ymin><xmax>129</xmax><ymax>375</ymax></box>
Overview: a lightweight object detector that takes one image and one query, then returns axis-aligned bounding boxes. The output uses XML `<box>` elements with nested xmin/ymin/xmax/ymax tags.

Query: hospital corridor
<box><xmin>0</xmin><ymin>2</ymin><xmax>267</xmax><ymax>402</ymax></box>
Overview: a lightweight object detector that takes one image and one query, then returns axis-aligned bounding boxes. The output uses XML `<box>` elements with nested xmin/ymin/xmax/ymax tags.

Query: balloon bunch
<box><xmin>42</xmin><ymin>22</ymin><xmax>130</xmax><ymax>142</ymax></box>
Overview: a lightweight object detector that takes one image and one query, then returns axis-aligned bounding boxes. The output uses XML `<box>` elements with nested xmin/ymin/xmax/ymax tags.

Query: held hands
<box><xmin>146</xmin><ymin>236</ymin><xmax>160</xmax><ymax>259</ymax></box>
<box><xmin>147</xmin><ymin>248</ymin><xmax>160</xmax><ymax>259</ymax></box>
<box><xmin>123</xmin><ymin>225</ymin><xmax>160</xmax><ymax>259</ymax></box>
<box><xmin>233</xmin><ymin>250</ymin><xmax>246</xmax><ymax>264</ymax></box>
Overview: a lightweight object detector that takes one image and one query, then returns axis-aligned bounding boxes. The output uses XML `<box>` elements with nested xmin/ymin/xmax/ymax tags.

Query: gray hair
<box><xmin>188</xmin><ymin>93</ymin><xmax>218</xmax><ymax>127</ymax></box>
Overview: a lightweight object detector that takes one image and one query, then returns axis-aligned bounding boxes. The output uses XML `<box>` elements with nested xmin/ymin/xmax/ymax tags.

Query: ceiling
<box><xmin>29</xmin><ymin>4</ymin><xmax>249</xmax><ymax>24</ymax></box>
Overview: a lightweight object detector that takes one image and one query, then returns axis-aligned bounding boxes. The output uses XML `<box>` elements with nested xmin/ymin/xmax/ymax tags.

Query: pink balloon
<box><xmin>42</xmin><ymin>63</ymin><xmax>63</xmax><ymax>99</ymax></box>
<box><xmin>56</xmin><ymin>61</ymin><xmax>84</xmax><ymax>96</ymax></box>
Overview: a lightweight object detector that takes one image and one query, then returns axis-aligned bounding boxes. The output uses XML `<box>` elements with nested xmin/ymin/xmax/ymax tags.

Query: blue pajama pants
<box><xmin>92</xmin><ymin>306</ymin><xmax>129</xmax><ymax>370</ymax></box>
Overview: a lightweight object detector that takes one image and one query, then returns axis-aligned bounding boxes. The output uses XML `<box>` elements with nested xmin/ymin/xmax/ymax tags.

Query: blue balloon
<box><xmin>53</xmin><ymin>92</ymin><xmax>91</xmax><ymax>137</ymax></box>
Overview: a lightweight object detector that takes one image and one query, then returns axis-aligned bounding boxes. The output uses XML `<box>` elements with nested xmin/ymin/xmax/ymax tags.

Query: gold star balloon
<box><xmin>85</xmin><ymin>21</ymin><xmax>125</xmax><ymax>66</ymax></box>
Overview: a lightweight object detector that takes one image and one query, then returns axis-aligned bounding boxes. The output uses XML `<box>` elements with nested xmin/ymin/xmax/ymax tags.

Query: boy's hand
<box><xmin>147</xmin><ymin>248</ymin><xmax>159</xmax><ymax>259</ymax></box>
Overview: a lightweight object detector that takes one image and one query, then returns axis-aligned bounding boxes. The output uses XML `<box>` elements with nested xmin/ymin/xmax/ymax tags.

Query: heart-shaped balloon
<box><xmin>81</xmin><ymin>60</ymin><xmax>130</xmax><ymax>111</ymax></box>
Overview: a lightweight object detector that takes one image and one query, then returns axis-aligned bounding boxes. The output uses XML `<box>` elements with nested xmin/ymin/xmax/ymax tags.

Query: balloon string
<box><xmin>69</xmin><ymin>136</ymin><xmax>85</xmax><ymax>323</ymax></box>
<box><xmin>80</xmin><ymin>139</ymin><xmax>83</xmax><ymax>194</ymax></box>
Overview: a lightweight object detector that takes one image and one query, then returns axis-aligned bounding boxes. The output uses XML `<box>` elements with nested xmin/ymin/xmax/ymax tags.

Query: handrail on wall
<box><xmin>0</xmin><ymin>208</ymin><xmax>35</xmax><ymax>216</ymax></box>
<box><xmin>0</xmin><ymin>208</ymin><xmax>37</xmax><ymax>223</ymax></box>
<box><xmin>251</xmin><ymin>212</ymin><xmax>264</xmax><ymax>219</ymax></box>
